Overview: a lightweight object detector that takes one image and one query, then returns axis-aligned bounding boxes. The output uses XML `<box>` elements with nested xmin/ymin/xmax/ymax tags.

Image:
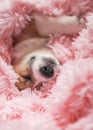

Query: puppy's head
<box><xmin>12</xmin><ymin>38</ymin><xmax>59</xmax><ymax>90</ymax></box>
<box><xmin>26</xmin><ymin>47</ymin><xmax>59</xmax><ymax>83</ymax></box>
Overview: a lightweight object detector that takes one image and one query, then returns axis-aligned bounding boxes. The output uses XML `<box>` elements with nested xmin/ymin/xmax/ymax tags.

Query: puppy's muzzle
<box><xmin>39</xmin><ymin>64</ymin><xmax>54</xmax><ymax>78</ymax></box>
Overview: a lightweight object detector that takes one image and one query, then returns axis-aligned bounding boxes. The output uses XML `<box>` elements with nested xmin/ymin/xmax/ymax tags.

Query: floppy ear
<box><xmin>33</xmin><ymin>12</ymin><xmax>85</xmax><ymax>36</ymax></box>
<box><xmin>13</xmin><ymin>60</ymin><xmax>35</xmax><ymax>90</ymax></box>
<box><xmin>15</xmin><ymin>75</ymin><xmax>33</xmax><ymax>91</ymax></box>
<box><xmin>14</xmin><ymin>61</ymin><xmax>42</xmax><ymax>91</ymax></box>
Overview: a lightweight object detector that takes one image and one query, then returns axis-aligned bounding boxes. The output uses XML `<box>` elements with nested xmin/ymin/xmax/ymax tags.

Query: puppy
<box><xmin>12</xmin><ymin>13</ymin><xmax>85</xmax><ymax>90</ymax></box>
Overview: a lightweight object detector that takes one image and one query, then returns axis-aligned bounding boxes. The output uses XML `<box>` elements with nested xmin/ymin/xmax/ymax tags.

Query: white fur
<box><xmin>23</xmin><ymin>48</ymin><xmax>59</xmax><ymax>82</ymax></box>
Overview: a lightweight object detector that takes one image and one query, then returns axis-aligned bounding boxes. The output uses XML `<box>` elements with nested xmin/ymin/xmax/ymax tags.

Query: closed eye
<box><xmin>30</xmin><ymin>56</ymin><xmax>36</xmax><ymax>64</ymax></box>
<box><xmin>43</xmin><ymin>58</ymin><xmax>56</xmax><ymax>65</ymax></box>
<box><xmin>21</xmin><ymin>75</ymin><xmax>31</xmax><ymax>80</ymax></box>
<box><xmin>31</xmin><ymin>56</ymin><xmax>36</xmax><ymax>60</ymax></box>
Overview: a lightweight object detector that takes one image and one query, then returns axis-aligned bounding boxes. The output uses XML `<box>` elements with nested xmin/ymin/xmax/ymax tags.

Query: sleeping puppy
<box><xmin>12</xmin><ymin>38</ymin><xmax>59</xmax><ymax>90</ymax></box>
<box><xmin>12</xmin><ymin>13</ymin><xmax>85</xmax><ymax>90</ymax></box>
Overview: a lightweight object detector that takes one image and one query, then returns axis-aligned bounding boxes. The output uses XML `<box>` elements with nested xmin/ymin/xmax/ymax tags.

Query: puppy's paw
<box><xmin>33</xmin><ymin>13</ymin><xmax>85</xmax><ymax>36</ymax></box>
<box><xmin>69</xmin><ymin>16</ymin><xmax>85</xmax><ymax>34</ymax></box>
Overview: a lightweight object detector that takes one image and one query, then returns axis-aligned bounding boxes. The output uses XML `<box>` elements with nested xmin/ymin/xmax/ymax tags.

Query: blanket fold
<box><xmin>0</xmin><ymin>0</ymin><xmax>93</xmax><ymax>130</ymax></box>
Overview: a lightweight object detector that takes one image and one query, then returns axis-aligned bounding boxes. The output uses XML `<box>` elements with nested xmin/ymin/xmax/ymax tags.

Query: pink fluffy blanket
<box><xmin>0</xmin><ymin>0</ymin><xmax>93</xmax><ymax>130</ymax></box>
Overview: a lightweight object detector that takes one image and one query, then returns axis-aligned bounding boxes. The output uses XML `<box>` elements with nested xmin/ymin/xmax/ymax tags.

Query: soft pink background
<box><xmin>0</xmin><ymin>0</ymin><xmax>93</xmax><ymax>130</ymax></box>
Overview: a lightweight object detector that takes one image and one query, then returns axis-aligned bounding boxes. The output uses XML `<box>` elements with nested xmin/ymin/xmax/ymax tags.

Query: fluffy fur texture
<box><xmin>0</xmin><ymin>0</ymin><xmax>93</xmax><ymax>130</ymax></box>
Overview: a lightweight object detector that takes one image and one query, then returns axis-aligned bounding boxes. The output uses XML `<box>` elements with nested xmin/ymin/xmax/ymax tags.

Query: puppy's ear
<box><xmin>33</xmin><ymin>12</ymin><xmax>85</xmax><ymax>36</ymax></box>
<box><xmin>13</xmin><ymin>62</ymin><xmax>35</xmax><ymax>90</ymax></box>
<box><xmin>15</xmin><ymin>75</ymin><xmax>33</xmax><ymax>90</ymax></box>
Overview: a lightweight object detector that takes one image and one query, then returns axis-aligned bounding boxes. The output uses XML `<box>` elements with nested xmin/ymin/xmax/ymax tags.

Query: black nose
<box><xmin>39</xmin><ymin>64</ymin><xmax>54</xmax><ymax>78</ymax></box>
